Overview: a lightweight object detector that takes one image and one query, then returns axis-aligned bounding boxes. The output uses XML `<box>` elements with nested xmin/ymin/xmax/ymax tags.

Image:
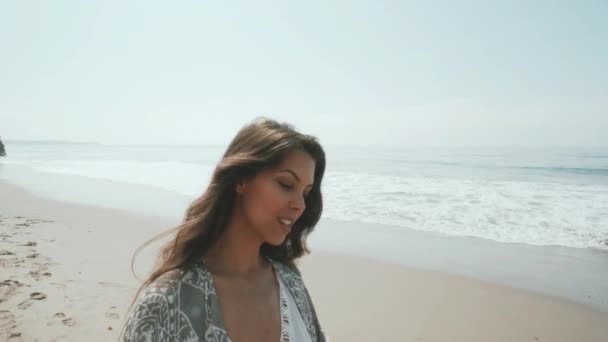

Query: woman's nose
<box><xmin>290</xmin><ymin>194</ymin><xmax>306</xmax><ymax>213</ymax></box>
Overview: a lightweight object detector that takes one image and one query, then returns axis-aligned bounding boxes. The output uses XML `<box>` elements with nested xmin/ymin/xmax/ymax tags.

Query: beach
<box><xmin>1</xmin><ymin>180</ymin><xmax>607</xmax><ymax>341</ymax></box>
<box><xmin>3</xmin><ymin>1</ymin><xmax>608</xmax><ymax>340</ymax></box>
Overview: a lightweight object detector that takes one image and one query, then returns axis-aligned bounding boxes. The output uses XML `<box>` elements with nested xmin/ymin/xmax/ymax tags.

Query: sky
<box><xmin>1</xmin><ymin>1</ymin><xmax>606</xmax><ymax>147</ymax></box>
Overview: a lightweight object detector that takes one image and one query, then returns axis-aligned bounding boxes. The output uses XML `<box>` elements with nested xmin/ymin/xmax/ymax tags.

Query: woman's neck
<box><xmin>204</xmin><ymin>214</ymin><xmax>268</xmax><ymax>278</ymax></box>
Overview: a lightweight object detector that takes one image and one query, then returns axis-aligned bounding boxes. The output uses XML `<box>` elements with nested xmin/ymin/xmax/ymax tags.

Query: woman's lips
<box><xmin>277</xmin><ymin>217</ymin><xmax>294</xmax><ymax>230</ymax></box>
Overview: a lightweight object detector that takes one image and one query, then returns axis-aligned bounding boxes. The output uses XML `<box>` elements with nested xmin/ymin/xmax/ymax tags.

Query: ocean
<box><xmin>1</xmin><ymin>142</ymin><xmax>607</xmax><ymax>251</ymax></box>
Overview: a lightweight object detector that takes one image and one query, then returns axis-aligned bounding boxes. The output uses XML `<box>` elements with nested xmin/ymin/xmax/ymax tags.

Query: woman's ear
<box><xmin>235</xmin><ymin>180</ymin><xmax>247</xmax><ymax>194</ymax></box>
<box><xmin>236</xmin><ymin>175</ymin><xmax>254</xmax><ymax>195</ymax></box>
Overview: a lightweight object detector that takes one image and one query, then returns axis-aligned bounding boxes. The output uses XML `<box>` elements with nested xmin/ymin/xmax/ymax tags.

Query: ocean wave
<box><xmin>5</xmin><ymin>144</ymin><xmax>608</xmax><ymax>251</ymax></box>
<box><xmin>518</xmin><ymin>166</ymin><xmax>608</xmax><ymax>176</ymax></box>
<box><xmin>579</xmin><ymin>155</ymin><xmax>608</xmax><ymax>159</ymax></box>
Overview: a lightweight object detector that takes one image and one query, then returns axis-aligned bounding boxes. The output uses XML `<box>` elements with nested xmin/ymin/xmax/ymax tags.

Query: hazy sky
<box><xmin>1</xmin><ymin>1</ymin><xmax>606</xmax><ymax>146</ymax></box>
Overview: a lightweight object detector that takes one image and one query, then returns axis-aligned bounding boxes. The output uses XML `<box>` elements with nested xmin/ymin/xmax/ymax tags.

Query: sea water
<box><xmin>2</xmin><ymin>142</ymin><xmax>607</xmax><ymax>250</ymax></box>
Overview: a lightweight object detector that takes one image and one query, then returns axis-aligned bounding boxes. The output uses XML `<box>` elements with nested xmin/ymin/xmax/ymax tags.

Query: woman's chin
<box><xmin>265</xmin><ymin>233</ymin><xmax>288</xmax><ymax>246</ymax></box>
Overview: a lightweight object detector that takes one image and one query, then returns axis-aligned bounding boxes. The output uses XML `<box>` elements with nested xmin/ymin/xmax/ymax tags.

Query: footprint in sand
<box><xmin>0</xmin><ymin>310</ymin><xmax>17</xmax><ymax>331</ymax></box>
<box><xmin>105</xmin><ymin>306</ymin><xmax>120</xmax><ymax>332</ymax></box>
<box><xmin>47</xmin><ymin>312</ymin><xmax>76</xmax><ymax>327</ymax></box>
<box><xmin>28</xmin><ymin>269</ymin><xmax>52</xmax><ymax>280</ymax></box>
<box><xmin>17</xmin><ymin>292</ymin><xmax>47</xmax><ymax>310</ymax></box>
<box><xmin>105</xmin><ymin>305</ymin><xmax>120</xmax><ymax>320</ymax></box>
<box><xmin>98</xmin><ymin>281</ymin><xmax>128</xmax><ymax>288</ymax></box>
<box><xmin>8</xmin><ymin>332</ymin><xmax>23</xmax><ymax>342</ymax></box>
<box><xmin>62</xmin><ymin>317</ymin><xmax>76</xmax><ymax>327</ymax></box>
<box><xmin>0</xmin><ymin>310</ymin><xmax>22</xmax><ymax>341</ymax></box>
<box><xmin>25</xmin><ymin>219</ymin><xmax>54</xmax><ymax>224</ymax></box>
<box><xmin>0</xmin><ymin>280</ymin><xmax>25</xmax><ymax>287</ymax></box>
<box><xmin>27</xmin><ymin>259</ymin><xmax>53</xmax><ymax>280</ymax></box>
<box><xmin>0</xmin><ymin>280</ymin><xmax>26</xmax><ymax>303</ymax></box>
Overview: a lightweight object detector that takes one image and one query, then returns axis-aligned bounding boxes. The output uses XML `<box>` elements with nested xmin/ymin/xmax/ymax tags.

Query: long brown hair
<box><xmin>128</xmin><ymin>117</ymin><xmax>325</xmax><ymax>304</ymax></box>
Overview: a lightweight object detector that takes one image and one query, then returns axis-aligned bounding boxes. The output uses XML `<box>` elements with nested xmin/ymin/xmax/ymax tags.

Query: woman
<box><xmin>122</xmin><ymin>117</ymin><xmax>327</xmax><ymax>342</ymax></box>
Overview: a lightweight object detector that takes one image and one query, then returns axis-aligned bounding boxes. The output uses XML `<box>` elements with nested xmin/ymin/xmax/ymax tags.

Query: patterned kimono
<box><xmin>122</xmin><ymin>258</ymin><xmax>326</xmax><ymax>342</ymax></box>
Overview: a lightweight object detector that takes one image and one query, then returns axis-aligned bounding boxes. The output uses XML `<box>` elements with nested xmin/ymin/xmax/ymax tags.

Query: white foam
<box><xmin>4</xmin><ymin>144</ymin><xmax>607</xmax><ymax>250</ymax></box>
<box><xmin>322</xmin><ymin>171</ymin><xmax>608</xmax><ymax>250</ymax></box>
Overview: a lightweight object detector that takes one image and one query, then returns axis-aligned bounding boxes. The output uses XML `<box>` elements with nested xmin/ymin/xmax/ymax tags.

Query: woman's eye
<box><xmin>279</xmin><ymin>182</ymin><xmax>293</xmax><ymax>190</ymax></box>
<box><xmin>279</xmin><ymin>181</ymin><xmax>309</xmax><ymax>199</ymax></box>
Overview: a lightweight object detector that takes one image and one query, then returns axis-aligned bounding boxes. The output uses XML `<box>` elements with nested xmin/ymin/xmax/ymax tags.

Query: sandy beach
<box><xmin>1</xmin><ymin>180</ymin><xmax>607</xmax><ymax>341</ymax></box>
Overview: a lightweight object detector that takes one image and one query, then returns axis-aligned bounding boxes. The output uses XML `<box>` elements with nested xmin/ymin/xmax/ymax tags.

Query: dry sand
<box><xmin>1</xmin><ymin>181</ymin><xmax>607</xmax><ymax>341</ymax></box>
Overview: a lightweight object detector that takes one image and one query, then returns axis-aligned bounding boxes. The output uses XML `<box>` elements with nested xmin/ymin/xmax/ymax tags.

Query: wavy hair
<box><xmin>126</xmin><ymin>117</ymin><xmax>326</xmax><ymax>315</ymax></box>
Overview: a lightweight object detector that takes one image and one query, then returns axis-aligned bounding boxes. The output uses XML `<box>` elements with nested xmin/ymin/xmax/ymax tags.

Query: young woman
<box><xmin>122</xmin><ymin>118</ymin><xmax>327</xmax><ymax>342</ymax></box>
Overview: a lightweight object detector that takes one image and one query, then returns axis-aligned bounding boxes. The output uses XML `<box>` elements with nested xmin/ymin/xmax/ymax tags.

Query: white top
<box><xmin>278</xmin><ymin>275</ymin><xmax>313</xmax><ymax>341</ymax></box>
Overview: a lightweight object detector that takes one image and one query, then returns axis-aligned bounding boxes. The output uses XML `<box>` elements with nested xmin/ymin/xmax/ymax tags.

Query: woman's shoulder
<box><xmin>143</xmin><ymin>268</ymin><xmax>184</xmax><ymax>293</ymax></box>
<box><xmin>140</xmin><ymin>261</ymin><xmax>215</xmax><ymax>291</ymax></box>
<box><xmin>122</xmin><ymin>269</ymin><xmax>183</xmax><ymax>339</ymax></box>
<box><xmin>122</xmin><ymin>264</ymin><xmax>213</xmax><ymax>341</ymax></box>
<box><xmin>134</xmin><ymin>262</ymin><xmax>217</xmax><ymax>308</ymax></box>
<box><xmin>124</xmin><ymin>268</ymin><xmax>182</xmax><ymax>315</ymax></box>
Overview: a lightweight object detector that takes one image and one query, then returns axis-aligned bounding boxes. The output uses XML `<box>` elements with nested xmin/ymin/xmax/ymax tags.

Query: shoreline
<box><xmin>2</xmin><ymin>164</ymin><xmax>607</xmax><ymax>311</ymax></box>
<box><xmin>1</xmin><ymin>180</ymin><xmax>607</xmax><ymax>341</ymax></box>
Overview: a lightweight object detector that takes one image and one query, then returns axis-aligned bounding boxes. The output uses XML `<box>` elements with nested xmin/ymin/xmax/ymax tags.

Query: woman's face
<box><xmin>237</xmin><ymin>149</ymin><xmax>316</xmax><ymax>246</ymax></box>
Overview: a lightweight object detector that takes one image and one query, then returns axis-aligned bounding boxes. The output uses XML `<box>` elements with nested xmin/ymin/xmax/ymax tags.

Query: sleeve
<box><xmin>121</xmin><ymin>287</ymin><xmax>169</xmax><ymax>342</ymax></box>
